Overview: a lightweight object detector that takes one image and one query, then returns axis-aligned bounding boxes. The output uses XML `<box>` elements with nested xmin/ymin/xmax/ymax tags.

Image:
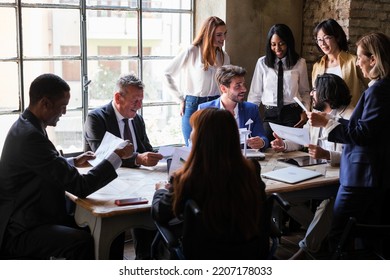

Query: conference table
<box><xmin>66</xmin><ymin>150</ymin><xmax>340</xmax><ymax>259</ymax></box>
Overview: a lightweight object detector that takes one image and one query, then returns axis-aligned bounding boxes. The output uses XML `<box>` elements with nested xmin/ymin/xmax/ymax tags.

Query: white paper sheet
<box><xmin>88</xmin><ymin>131</ymin><xmax>129</xmax><ymax>166</ymax></box>
<box><xmin>158</xmin><ymin>145</ymin><xmax>176</xmax><ymax>158</ymax></box>
<box><xmin>239</xmin><ymin>128</ymin><xmax>251</xmax><ymax>144</ymax></box>
<box><xmin>293</xmin><ymin>96</ymin><xmax>308</xmax><ymax>112</ymax></box>
<box><xmin>168</xmin><ymin>146</ymin><xmax>191</xmax><ymax>177</ymax></box>
<box><xmin>269</xmin><ymin>122</ymin><xmax>310</xmax><ymax>146</ymax></box>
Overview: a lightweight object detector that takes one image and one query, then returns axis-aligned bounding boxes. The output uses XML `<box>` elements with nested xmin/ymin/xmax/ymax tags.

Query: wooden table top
<box><xmin>67</xmin><ymin>150</ymin><xmax>339</xmax><ymax>217</ymax></box>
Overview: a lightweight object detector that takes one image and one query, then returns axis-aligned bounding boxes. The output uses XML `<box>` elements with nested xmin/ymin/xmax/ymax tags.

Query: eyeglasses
<box><xmin>315</xmin><ymin>35</ymin><xmax>334</xmax><ymax>45</ymax></box>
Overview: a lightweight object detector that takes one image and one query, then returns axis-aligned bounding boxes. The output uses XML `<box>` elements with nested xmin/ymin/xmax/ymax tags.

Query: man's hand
<box><xmin>247</xmin><ymin>136</ymin><xmax>265</xmax><ymax>150</ymax></box>
<box><xmin>308</xmin><ymin>144</ymin><xmax>330</xmax><ymax>160</ymax></box>
<box><xmin>74</xmin><ymin>151</ymin><xmax>96</xmax><ymax>167</ymax></box>
<box><xmin>270</xmin><ymin>132</ymin><xmax>286</xmax><ymax>152</ymax></box>
<box><xmin>307</xmin><ymin>111</ymin><xmax>329</xmax><ymax>127</ymax></box>
<box><xmin>136</xmin><ymin>152</ymin><xmax>163</xmax><ymax>167</ymax></box>
<box><xmin>114</xmin><ymin>141</ymin><xmax>134</xmax><ymax>159</ymax></box>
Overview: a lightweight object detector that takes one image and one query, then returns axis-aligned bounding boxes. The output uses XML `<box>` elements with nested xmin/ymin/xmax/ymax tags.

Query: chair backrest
<box><xmin>333</xmin><ymin>217</ymin><xmax>390</xmax><ymax>260</ymax></box>
<box><xmin>181</xmin><ymin>199</ymin><xmax>271</xmax><ymax>260</ymax></box>
<box><xmin>151</xmin><ymin>194</ymin><xmax>289</xmax><ymax>260</ymax></box>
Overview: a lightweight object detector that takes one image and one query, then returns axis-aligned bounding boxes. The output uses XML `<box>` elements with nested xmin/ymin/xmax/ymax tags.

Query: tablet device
<box><xmin>277</xmin><ymin>155</ymin><xmax>327</xmax><ymax>167</ymax></box>
<box><xmin>262</xmin><ymin>166</ymin><xmax>322</xmax><ymax>184</ymax></box>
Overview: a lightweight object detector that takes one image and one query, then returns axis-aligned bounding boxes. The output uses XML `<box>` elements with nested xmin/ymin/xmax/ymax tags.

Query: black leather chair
<box><xmin>151</xmin><ymin>193</ymin><xmax>289</xmax><ymax>260</ymax></box>
<box><xmin>332</xmin><ymin>217</ymin><xmax>390</xmax><ymax>260</ymax></box>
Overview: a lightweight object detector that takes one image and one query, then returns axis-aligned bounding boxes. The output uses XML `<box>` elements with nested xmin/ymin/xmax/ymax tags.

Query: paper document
<box><xmin>269</xmin><ymin>122</ymin><xmax>310</xmax><ymax>146</ymax></box>
<box><xmin>239</xmin><ymin>128</ymin><xmax>251</xmax><ymax>144</ymax></box>
<box><xmin>88</xmin><ymin>131</ymin><xmax>129</xmax><ymax>166</ymax></box>
<box><xmin>158</xmin><ymin>145</ymin><xmax>176</xmax><ymax>158</ymax></box>
<box><xmin>293</xmin><ymin>97</ymin><xmax>308</xmax><ymax>112</ymax></box>
<box><xmin>168</xmin><ymin>146</ymin><xmax>191</xmax><ymax>177</ymax></box>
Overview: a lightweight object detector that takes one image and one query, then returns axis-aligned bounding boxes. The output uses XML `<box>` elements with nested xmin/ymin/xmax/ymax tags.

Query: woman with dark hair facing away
<box><xmin>312</xmin><ymin>18</ymin><xmax>367</xmax><ymax>106</ymax></box>
<box><xmin>164</xmin><ymin>16</ymin><xmax>230</xmax><ymax>146</ymax></box>
<box><xmin>248</xmin><ymin>23</ymin><xmax>311</xmax><ymax>142</ymax></box>
<box><xmin>151</xmin><ymin>108</ymin><xmax>268</xmax><ymax>259</ymax></box>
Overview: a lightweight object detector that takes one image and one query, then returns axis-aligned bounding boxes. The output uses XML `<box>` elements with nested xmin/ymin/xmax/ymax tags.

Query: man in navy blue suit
<box><xmin>199</xmin><ymin>65</ymin><xmax>269</xmax><ymax>150</ymax></box>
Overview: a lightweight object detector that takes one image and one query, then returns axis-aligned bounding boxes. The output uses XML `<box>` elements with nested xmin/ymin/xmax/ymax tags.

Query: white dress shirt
<box><xmin>164</xmin><ymin>45</ymin><xmax>230</xmax><ymax>101</ymax></box>
<box><xmin>218</xmin><ymin>99</ymin><xmax>240</xmax><ymax>125</ymax></box>
<box><xmin>248</xmin><ymin>56</ymin><xmax>310</xmax><ymax>108</ymax></box>
<box><xmin>112</xmin><ymin>101</ymin><xmax>138</xmax><ymax>152</ymax></box>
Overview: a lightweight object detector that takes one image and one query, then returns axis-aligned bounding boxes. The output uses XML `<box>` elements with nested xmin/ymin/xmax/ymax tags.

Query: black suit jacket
<box><xmin>0</xmin><ymin>109</ymin><xmax>118</xmax><ymax>248</ymax></box>
<box><xmin>84</xmin><ymin>102</ymin><xmax>154</xmax><ymax>168</ymax></box>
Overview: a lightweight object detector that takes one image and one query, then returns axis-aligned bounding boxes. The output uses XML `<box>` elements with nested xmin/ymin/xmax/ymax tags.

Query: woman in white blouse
<box><xmin>248</xmin><ymin>24</ymin><xmax>310</xmax><ymax>141</ymax></box>
<box><xmin>164</xmin><ymin>16</ymin><xmax>230</xmax><ymax>146</ymax></box>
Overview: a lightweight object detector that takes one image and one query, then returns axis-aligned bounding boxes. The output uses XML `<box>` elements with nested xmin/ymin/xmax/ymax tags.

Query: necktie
<box><xmin>277</xmin><ymin>60</ymin><xmax>284</xmax><ymax>111</ymax></box>
<box><xmin>123</xmin><ymin>118</ymin><xmax>134</xmax><ymax>144</ymax></box>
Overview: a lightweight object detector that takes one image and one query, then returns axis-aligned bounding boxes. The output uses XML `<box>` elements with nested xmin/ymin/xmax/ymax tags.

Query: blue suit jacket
<box><xmin>84</xmin><ymin>102</ymin><xmax>154</xmax><ymax>168</ymax></box>
<box><xmin>198</xmin><ymin>98</ymin><xmax>269</xmax><ymax>149</ymax></box>
<box><xmin>328</xmin><ymin>78</ymin><xmax>390</xmax><ymax>188</ymax></box>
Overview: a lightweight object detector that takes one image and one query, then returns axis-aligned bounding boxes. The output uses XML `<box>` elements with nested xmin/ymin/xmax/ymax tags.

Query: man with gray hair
<box><xmin>199</xmin><ymin>65</ymin><xmax>269</xmax><ymax>150</ymax></box>
<box><xmin>84</xmin><ymin>74</ymin><xmax>162</xmax><ymax>167</ymax></box>
<box><xmin>84</xmin><ymin>74</ymin><xmax>162</xmax><ymax>259</ymax></box>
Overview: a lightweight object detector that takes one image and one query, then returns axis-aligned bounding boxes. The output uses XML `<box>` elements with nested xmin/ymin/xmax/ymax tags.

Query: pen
<box><xmin>179</xmin><ymin>157</ymin><xmax>186</xmax><ymax>163</ymax></box>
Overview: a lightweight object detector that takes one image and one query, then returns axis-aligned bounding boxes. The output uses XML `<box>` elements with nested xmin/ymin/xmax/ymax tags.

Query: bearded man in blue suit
<box><xmin>199</xmin><ymin>64</ymin><xmax>269</xmax><ymax>150</ymax></box>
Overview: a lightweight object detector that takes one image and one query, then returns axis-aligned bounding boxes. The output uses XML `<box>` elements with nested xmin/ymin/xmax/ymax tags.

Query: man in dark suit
<box><xmin>84</xmin><ymin>74</ymin><xmax>162</xmax><ymax>259</ymax></box>
<box><xmin>84</xmin><ymin>74</ymin><xmax>163</xmax><ymax>167</ymax></box>
<box><xmin>0</xmin><ymin>73</ymin><xmax>133</xmax><ymax>259</ymax></box>
<box><xmin>198</xmin><ymin>65</ymin><xmax>269</xmax><ymax>150</ymax></box>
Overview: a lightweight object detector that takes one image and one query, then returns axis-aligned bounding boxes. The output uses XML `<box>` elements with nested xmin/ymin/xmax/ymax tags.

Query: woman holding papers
<box><xmin>152</xmin><ymin>108</ymin><xmax>268</xmax><ymax>259</ymax></box>
<box><xmin>248</xmin><ymin>24</ymin><xmax>311</xmax><ymax>141</ymax></box>
<box><xmin>307</xmin><ymin>32</ymin><xmax>390</xmax><ymax>254</ymax></box>
<box><xmin>271</xmin><ymin>73</ymin><xmax>353</xmax><ymax>259</ymax></box>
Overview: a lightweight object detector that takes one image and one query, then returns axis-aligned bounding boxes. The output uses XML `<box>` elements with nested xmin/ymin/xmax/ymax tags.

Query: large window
<box><xmin>0</xmin><ymin>0</ymin><xmax>193</xmax><ymax>154</ymax></box>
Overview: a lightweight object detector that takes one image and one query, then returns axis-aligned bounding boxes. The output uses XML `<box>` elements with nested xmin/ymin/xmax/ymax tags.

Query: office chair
<box><xmin>151</xmin><ymin>193</ymin><xmax>289</xmax><ymax>260</ymax></box>
<box><xmin>332</xmin><ymin>217</ymin><xmax>390</xmax><ymax>260</ymax></box>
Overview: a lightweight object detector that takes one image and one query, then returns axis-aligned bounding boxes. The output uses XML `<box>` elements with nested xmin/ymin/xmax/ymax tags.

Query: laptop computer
<box><xmin>261</xmin><ymin>166</ymin><xmax>322</xmax><ymax>184</ymax></box>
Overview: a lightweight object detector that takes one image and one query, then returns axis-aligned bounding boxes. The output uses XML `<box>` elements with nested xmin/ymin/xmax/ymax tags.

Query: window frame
<box><xmin>0</xmin><ymin>0</ymin><xmax>194</xmax><ymax>154</ymax></box>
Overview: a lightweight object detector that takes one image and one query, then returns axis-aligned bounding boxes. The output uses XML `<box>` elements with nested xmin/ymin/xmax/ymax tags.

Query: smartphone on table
<box><xmin>114</xmin><ymin>197</ymin><xmax>149</xmax><ymax>206</ymax></box>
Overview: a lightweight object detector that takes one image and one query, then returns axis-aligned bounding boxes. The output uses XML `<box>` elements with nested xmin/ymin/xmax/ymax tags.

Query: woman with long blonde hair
<box><xmin>164</xmin><ymin>16</ymin><xmax>230</xmax><ymax>146</ymax></box>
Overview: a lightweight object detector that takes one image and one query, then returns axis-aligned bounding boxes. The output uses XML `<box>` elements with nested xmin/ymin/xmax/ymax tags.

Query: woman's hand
<box><xmin>294</xmin><ymin>111</ymin><xmax>308</xmax><ymax>128</ymax></box>
<box><xmin>155</xmin><ymin>181</ymin><xmax>171</xmax><ymax>191</ymax></box>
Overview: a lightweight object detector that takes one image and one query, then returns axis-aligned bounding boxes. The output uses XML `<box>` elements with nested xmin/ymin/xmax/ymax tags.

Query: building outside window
<box><xmin>0</xmin><ymin>0</ymin><xmax>193</xmax><ymax>154</ymax></box>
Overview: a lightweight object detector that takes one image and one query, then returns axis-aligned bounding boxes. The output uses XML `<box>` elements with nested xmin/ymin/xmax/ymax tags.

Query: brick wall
<box><xmin>301</xmin><ymin>0</ymin><xmax>390</xmax><ymax>85</ymax></box>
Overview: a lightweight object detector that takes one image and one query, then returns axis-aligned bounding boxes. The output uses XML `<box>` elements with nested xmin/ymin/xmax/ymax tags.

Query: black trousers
<box><xmin>263</xmin><ymin>104</ymin><xmax>302</xmax><ymax>141</ymax></box>
<box><xmin>131</xmin><ymin>228</ymin><xmax>157</xmax><ymax>260</ymax></box>
<box><xmin>2</xmin><ymin>222</ymin><xmax>94</xmax><ymax>260</ymax></box>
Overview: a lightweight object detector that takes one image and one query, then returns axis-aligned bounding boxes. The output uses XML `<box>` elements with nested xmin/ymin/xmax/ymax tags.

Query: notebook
<box><xmin>261</xmin><ymin>166</ymin><xmax>322</xmax><ymax>184</ymax></box>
